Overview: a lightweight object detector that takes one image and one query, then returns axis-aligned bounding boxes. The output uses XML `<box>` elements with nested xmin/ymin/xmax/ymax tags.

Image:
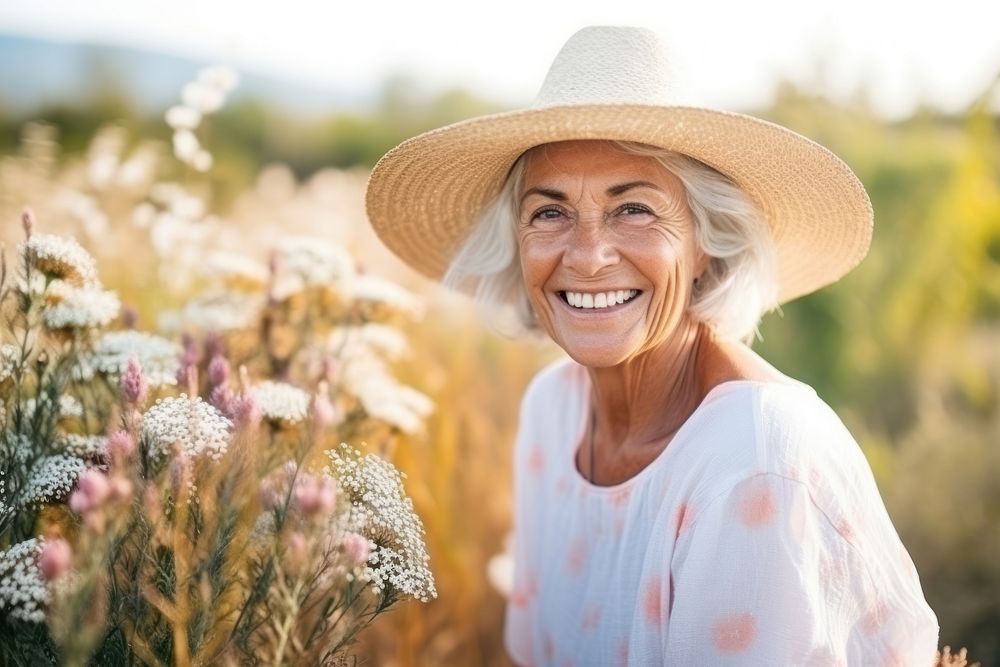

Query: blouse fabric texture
<box><xmin>503</xmin><ymin>357</ymin><xmax>939</xmax><ymax>666</ymax></box>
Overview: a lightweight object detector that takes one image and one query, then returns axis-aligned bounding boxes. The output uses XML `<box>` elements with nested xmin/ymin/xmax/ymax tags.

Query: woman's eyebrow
<box><xmin>520</xmin><ymin>181</ymin><xmax>664</xmax><ymax>204</ymax></box>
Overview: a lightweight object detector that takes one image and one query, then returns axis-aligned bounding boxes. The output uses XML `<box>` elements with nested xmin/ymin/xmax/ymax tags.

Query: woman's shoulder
<box><xmin>519</xmin><ymin>355</ymin><xmax>583</xmax><ymax>410</ymax></box>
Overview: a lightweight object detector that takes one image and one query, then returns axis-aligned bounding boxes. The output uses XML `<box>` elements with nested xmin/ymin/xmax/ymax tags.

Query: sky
<box><xmin>2</xmin><ymin>0</ymin><xmax>1000</xmax><ymax>119</ymax></box>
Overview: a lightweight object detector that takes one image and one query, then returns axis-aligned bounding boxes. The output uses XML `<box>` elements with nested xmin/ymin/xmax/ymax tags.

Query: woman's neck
<box><xmin>584</xmin><ymin>318</ymin><xmax>722</xmax><ymax>456</ymax></box>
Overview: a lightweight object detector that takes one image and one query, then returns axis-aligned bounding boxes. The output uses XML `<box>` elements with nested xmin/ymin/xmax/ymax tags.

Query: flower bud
<box><xmin>21</xmin><ymin>208</ymin><xmax>35</xmax><ymax>238</ymax></box>
<box><xmin>340</xmin><ymin>532</ymin><xmax>371</xmax><ymax>566</ymax></box>
<box><xmin>207</xmin><ymin>355</ymin><xmax>230</xmax><ymax>388</ymax></box>
<box><xmin>121</xmin><ymin>355</ymin><xmax>148</xmax><ymax>406</ymax></box>
<box><xmin>38</xmin><ymin>538</ymin><xmax>72</xmax><ymax>581</ymax></box>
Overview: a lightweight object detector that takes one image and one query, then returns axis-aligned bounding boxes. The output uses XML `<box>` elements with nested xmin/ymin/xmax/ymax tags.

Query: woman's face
<box><xmin>517</xmin><ymin>140</ymin><xmax>708</xmax><ymax>367</ymax></box>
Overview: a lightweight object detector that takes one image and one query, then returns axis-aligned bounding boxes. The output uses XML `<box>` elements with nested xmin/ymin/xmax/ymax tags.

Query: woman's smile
<box><xmin>557</xmin><ymin>289</ymin><xmax>642</xmax><ymax>310</ymax></box>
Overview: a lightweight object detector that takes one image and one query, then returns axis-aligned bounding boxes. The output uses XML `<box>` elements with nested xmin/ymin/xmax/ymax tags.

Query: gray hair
<box><xmin>442</xmin><ymin>140</ymin><xmax>779</xmax><ymax>345</ymax></box>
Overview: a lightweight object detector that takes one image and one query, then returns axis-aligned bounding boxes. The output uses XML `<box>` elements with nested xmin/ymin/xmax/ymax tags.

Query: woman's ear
<box><xmin>693</xmin><ymin>248</ymin><xmax>711</xmax><ymax>284</ymax></box>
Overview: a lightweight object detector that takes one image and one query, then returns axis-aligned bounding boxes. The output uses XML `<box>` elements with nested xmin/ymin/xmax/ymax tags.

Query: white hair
<box><xmin>442</xmin><ymin>140</ymin><xmax>779</xmax><ymax>345</ymax></box>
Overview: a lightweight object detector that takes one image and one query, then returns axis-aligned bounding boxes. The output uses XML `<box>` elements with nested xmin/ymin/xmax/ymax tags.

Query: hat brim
<box><xmin>364</xmin><ymin>103</ymin><xmax>873</xmax><ymax>306</ymax></box>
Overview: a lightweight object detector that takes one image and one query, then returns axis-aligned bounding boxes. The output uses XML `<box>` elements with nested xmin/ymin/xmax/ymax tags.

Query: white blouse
<box><xmin>504</xmin><ymin>357</ymin><xmax>939</xmax><ymax>666</ymax></box>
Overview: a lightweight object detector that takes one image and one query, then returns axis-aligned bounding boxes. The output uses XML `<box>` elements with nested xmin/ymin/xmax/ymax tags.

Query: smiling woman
<box><xmin>364</xmin><ymin>24</ymin><xmax>940</xmax><ymax>667</ymax></box>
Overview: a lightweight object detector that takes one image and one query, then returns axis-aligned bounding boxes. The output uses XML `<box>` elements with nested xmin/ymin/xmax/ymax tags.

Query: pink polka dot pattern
<box><xmin>862</xmin><ymin>597</ymin><xmax>889</xmax><ymax>635</ymax></box>
<box><xmin>528</xmin><ymin>443</ymin><xmax>545</xmax><ymax>475</ymax></box>
<box><xmin>610</xmin><ymin>486</ymin><xmax>632</xmax><ymax>508</ymax></box>
<box><xmin>581</xmin><ymin>604</ymin><xmax>602</xmax><ymax>632</ymax></box>
<box><xmin>642</xmin><ymin>575</ymin><xmax>663</xmax><ymax>625</ymax></box>
<box><xmin>510</xmin><ymin>569</ymin><xmax>538</xmax><ymax>609</ymax></box>
<box><xmin>673</xmin><ymin>501</ymin><xmax>693</xmax><ymax>538</ymax></box>
<box><xmin>739</xmin><ymin>479</ymin><xmax>777</xmax><ymax>527</ymax></box>
<box><xmin>616</xmin><ymin>640</ymin><xmax>629</xmax><ymax>667</ymax></box>
<box><xmin>544</xmin><ymin>632</ymin><xmax>555</xmax><ymax>663</ymax></box>
<box><xmin>712</xmin><ymin>612</ymin><xmax>757</xmax><ymax>654</ymax></box>
<box><xmin>565</xmin><ymin>539</ymin><xmax>587</xmax><ymax>576</ymax></box>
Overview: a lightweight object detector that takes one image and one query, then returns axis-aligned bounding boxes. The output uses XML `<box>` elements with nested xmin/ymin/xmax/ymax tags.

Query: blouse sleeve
<box><xmin>665</xmin><ymin>472</ymin><xmax>939</xmax><ymax>666</ymax></box>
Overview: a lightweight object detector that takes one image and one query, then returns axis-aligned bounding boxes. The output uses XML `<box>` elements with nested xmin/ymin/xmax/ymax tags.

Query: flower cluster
<box><xmin>165</xmin><ymin>65</ymin><xmax>238</xmax><ymax>172</ymax></box>
<box><xmin>252</xmin><ymin>380</ymin><xmax>311</xmax><ymax>424</ymax></box>
<box><xmin>74</xmin><ymin>330</ymin><xmax>180</xmax><ymax>386</ymax></box>
<box><xmin>18</xmin><ymin>234</ymin><xmax>98</xmax><ymax>287</ymax></box>
<box><xmin>140</xmin><ymin>394</ymin><xmax>233</xmax><ymax>462</ymax></box>
<box><xmin>0</xmin><ymin>538</ymin><xmax>48</xmax><ymax>623</ymax></box>
<box><xmin>41</xmin><ymin>281</ymin><xmax>121</xmax><ymax>331</ymax></box>
<box><xmin>327</xmin><ymin>445</ymin><xmax>436</xmax><ymax>602</ymax></box>
<box><xmin>18</xmin><ymin>455</ymin><xmax>87</xmax><ymax>509</ymax></box>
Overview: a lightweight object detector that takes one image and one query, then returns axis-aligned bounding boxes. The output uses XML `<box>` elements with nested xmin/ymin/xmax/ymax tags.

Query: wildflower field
<box><xmin>0</xmin><ymin>65</ymin><xmax>997</xmax><ymax>665</ymax></box>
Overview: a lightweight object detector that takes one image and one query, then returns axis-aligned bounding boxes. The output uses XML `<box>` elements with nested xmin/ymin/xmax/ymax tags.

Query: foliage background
<box><xmin>1</xmin><ymin>53</ymin><xmax>997</xmax><ymax>666</ymax></box>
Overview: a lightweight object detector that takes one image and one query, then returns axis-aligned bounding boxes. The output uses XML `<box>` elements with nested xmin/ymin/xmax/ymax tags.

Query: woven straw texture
<box><xmin>364</xmin><ymin>27</ymin><xmax>873</xmax><ymax>307</ymax></box>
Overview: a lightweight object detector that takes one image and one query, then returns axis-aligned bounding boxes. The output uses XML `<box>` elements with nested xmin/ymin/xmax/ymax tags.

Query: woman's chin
<box><xmin>556</xmin><ymin>338</ymin><xmax>639</xmax><ymax>369</ymax></box>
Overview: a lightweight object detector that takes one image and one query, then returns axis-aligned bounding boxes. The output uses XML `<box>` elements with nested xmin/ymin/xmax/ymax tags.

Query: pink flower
<box><xmin>207</xmin><ymin>355</ymin><xmax>230</xmax><ymax>388</ymax></box>
<box><xmin>311</xmin><ymin>385</ymin><xmax>338</xmax><ymax>428</ymax></box>
<box><xmin>38</xmin><ymin>538</ymin><xmax>72</xmax><ymax>581</ymax></box>
<box><xmin>287</xmin><ymin>531</ymin><xmax>308</xmax><ymax>567</ymax></box>
<box><xmin>110</xmin><ymin>477</ymin><xmax>133</xmax><ymax>502</ymax></box>
<box><xmin>70</xmin><ymin>468</ymin><xmax>112</xmax><ymax>514</ymax></box>
<box><xmin>21</xmin><ymin>208</ymin><xmax>35</xmax><ymax>238</ymax></box>
<box><xmin>232</xmin><ymin>392</ymin><xmax>261</xmax><ymax>428</ymax></box>
<box><xmin>107</xmin><ymin>429</ymin><xmax>136</xmax><ymax>459</ymax></box>
<box><xmin>121</xmin><ymin>355</ymin><xmax>148</xmax><ymax>405</ymax></box>
<box><xmin>293</xmin><ymin>474</ymin><xmax>336</xmax><ymax>516</ymax></box>
<box><xmin>340</xmin><ymin>532</ymin><xmax>371</xmax><ymax>566</ymax></box>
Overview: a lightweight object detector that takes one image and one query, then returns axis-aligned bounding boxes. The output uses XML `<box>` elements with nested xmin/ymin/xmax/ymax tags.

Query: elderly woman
<box><xmin>365</xmin><ymin>26</ymin><xmax>939</xmax><ymax>666</ymax></box>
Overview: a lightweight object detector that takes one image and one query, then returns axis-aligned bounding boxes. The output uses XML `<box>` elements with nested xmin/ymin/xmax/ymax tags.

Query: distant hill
<box><xmin>0</xmin><ymin>32</ymin><xmax>377</xmax><ymax>118</ymax></box>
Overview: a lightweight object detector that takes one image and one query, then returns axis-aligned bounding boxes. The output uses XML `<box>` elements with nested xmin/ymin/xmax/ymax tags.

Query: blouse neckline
<box><xmin>567</xmin><ymin>375</ymin><xmax>816</xmax><ymax>495</ymax></box>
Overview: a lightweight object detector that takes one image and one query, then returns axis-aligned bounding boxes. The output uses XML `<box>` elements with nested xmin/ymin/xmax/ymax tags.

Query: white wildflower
<box><xmin>192</xmin><ymin>150</ymin><xmax>213</xmax><ymax>172</ymax></box>
<box><xmin>172</xmin><ymin>129</ymin><xmax>200</xmax><ymax>162</ymax></box>
<box><xmin>326</xmin><ymin>445</ymin><xmax>436</xmax><ymax>602</ymax></box>
<box><xmin>328</xmin><ymin>323</ymin><xmax>408</xmax><ymax>361</ymax></box>
<box><xmin>161</xmin><ymin>292</ymin><xmax>264</xmax><ymax>333</ymax></box>
<box><xmin>116</xmin><ymin>142</ymin><xmax>159</xmax><ymax>188</ymax></box>
<box><xmin>342</xmin><ymin>274</ymin><xmax>423</xmax><ymax>316</ymax></box>
<box><xmin>19</xmin><ymin>455</ymin><xmax>86</xmax><ymax>508</ymax></box>
<box><xmin>0</xmin><ymin>344</ymin><xmax>21</xmax><ymax>384</ymax></box>
<box><xmin>132</xmin><ymin>202</ymin><xmax>157</xmax><ymax>229</ymax></box>
<box><xmin>182</xmin><ymin>80</ymin><xmax>226</xmax><ymax>114</ymax></box>
<box><xmin>41</xmin><ymin>282</ymin><xmax>121</xmax><ymax>330</ymax></box>
<box><xmin>54</xmin><ymin>189</ymin><xmax>109</xmax><ymax>238</ymax></box>
<box><xmin>59</xmin><ymin>434</ymin><xmax>107</xmax><ymax>458</ymax></box>
<box><xmin>165</xmin><ymin>105</ymin><xmax>202</xmax><ymax>130</ymax></box>
<box><xmin>202</xmin><ymin>251</ymin><xmax>269</xmax><ymax>290</ymax></box>
<box><xmin>274</xmin><ymin>236</ymin><xmax>356</xmax><ymax>292</ymax></box>
<box><xmin>141</xmin><ymin>394</ymin><xmax>232</xmax><ymax>462</ymax></box>
<box><xmin>18</xmin><ymin>234</ymin><xmax>98</xmax><ymax>287</ymax></box>
<box><xmin>341</xmin><ymin>354</ymin><xmax>433</xmax><ymax>434</ymax></box>
<box><xmin>252</xmin><ymin>381</ymin><xmax>310</xmax><ymax>424</ymax></box>
<box><xmin>197</xmin><ymin>64</ymin><xmax>239</xmax><ymax>94</ymax></box>
<box><xmin>22</xmin><ymin>394</ymin><xmax>83</xmax><ymax>421</ymax></box>
<box><xmin>74</xmin><ymin>331</ymin><xmax>180</xmax><ymax>386</ymax></box>
<box><xmin>0</xmin><ymin>538</ymin><xmax>48</xmax><ymax>623</ymax></box>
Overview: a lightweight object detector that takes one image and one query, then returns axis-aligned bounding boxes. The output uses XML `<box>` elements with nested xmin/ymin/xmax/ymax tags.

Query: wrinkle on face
<box><xmin>516</xmin><ymin>139</ymin><xmax>707</xmax><ymax>368</ymax></box>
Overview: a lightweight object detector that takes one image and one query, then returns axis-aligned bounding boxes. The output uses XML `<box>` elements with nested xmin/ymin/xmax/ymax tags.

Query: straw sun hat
<box><xmin>364</xmin><ymin>25</ymin><xmax>873</xmax><ymax>306</ymax></box>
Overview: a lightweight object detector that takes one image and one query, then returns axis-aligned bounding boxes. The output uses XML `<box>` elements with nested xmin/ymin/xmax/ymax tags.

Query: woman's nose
<box><xmin>561</xmin><ymin>221</ymin><xmax>620</xmax><ymax>277</ymax></box>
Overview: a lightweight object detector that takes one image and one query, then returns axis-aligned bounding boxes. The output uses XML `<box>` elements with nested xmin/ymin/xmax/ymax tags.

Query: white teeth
<box><xmin>563</xmin><ymin>290</ymin><xmax>640</xmax><ymax>309</ymax></box>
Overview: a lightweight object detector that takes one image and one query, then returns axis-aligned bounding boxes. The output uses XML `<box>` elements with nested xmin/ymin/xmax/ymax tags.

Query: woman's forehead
<box><xmin>520</xmin><ymin>141</ymin><xmax>683</xmax><ymax>196</ymax></box>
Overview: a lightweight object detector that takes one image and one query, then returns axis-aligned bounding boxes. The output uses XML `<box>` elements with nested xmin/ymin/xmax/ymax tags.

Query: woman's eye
<box><xmin>620</xmin><ymin>204</ymin><xmax>652</xmax><ymax>216</ymax></box>
<box><xmin>531</xmin><ymin>208</ymin><xmax>564</xmax><ymax>222</ymax></box>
